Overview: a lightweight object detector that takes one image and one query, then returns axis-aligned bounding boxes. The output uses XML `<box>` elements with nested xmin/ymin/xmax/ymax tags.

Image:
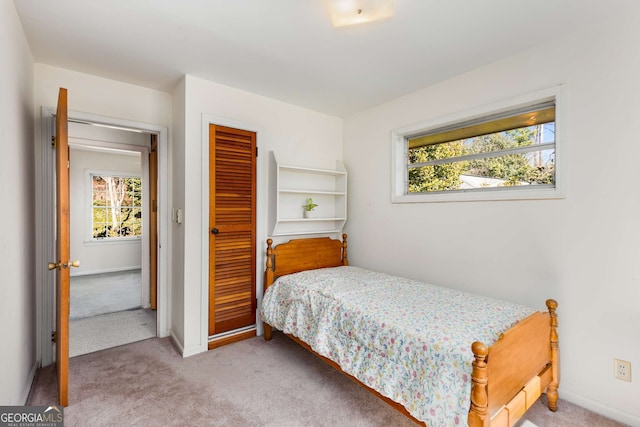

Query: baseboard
<box><xmin>70</xmin><ymin>266</ymin><xmax>141</xmax><ymax>277</ymax></box>
<box><xmin>560</xmin><ymin>388</ymin><xmax>640</xmax><ymax>426</ymax></box>
<box><xmin>169</xmin><ymin>331</ymin><xmax>206</xmax><ymax>358</ymax></box>
<box><xmin>21</xmin><ymin>362</ymin><xmax>39</xmax><ymax>405</ymax></box>
<box><xmin>182</xmin><ymin>343</ymin><xmax>207</xmax><ymax>358</ymax></box>
<box><xmin>169</xmin><ymin>330</ymin><xmax>184</xmax><ymax>354</ymax></box>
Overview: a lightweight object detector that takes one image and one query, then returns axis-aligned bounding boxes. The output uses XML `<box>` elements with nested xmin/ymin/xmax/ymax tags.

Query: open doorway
<box><xmin>67</xmin><ymin>122</ymin><xmax>155</xmax><ymax>356</ymax></box>
<box><xmin>37</xmin><ymin>106</ymin><xmax>169</xmax><ymax>367</ymax></box>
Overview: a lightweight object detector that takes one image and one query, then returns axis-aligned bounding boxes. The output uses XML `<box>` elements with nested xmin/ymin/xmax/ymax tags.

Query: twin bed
<box><xmin>260</xmin><ymin>234</ymin><xmax>559</xmax><ymax>426</ymax></box>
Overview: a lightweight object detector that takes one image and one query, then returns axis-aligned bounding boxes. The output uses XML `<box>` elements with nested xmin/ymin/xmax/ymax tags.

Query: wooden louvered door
<box><xmin>208</xmin><ymin>124</ymin><xmax>257</xmax><ymax>340</ymax></box>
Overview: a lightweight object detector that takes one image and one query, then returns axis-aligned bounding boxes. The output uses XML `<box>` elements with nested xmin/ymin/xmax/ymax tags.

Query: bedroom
<box><xmin>1</xmin><ymin>0</ymin><xmax>639</xmax><ymax>425</ymax></box>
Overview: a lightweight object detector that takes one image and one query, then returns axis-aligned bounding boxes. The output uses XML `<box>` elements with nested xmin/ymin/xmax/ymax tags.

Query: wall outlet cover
<box><xmin>614</xmin><ymin>359</ymin><xmax>631</xmax><ymax>382</ymax></box>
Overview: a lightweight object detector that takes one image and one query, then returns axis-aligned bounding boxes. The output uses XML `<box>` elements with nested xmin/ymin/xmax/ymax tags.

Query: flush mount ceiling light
<box><xmin>327</xmin><ymin>0</ymin><xmax>394</xmax><ymax>27</ymax></box>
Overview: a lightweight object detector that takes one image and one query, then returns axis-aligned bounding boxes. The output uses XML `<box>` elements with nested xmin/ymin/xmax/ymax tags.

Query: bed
<box><xmin>261</xmin><ymin>234</ymin><xmax>559</xmax><ymax>426</ymax></box>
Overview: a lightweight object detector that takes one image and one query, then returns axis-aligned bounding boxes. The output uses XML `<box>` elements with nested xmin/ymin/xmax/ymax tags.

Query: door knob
<box><xmin>211</xmin><ymin>228</ymin><xmax>219</xmax><ymax>235</ymax></box>
<box><xmin>48</xmin><ymin>260</ymin><xmax>80</xmax><ymax>270</ymax></box>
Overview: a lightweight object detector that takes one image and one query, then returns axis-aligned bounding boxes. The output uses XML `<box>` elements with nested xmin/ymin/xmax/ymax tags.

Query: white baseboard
<box><xmin>169</xmin><ymin>330</ymin><xmax>184</xmax><ymax>354</ymax></box>
<box><xmin>170</xmin><ymin>331</ymin><xmax>206</xmax><ymax>358</ymax></box>
<box><xmin>182</xmin><ymin>343</ymin><xmax>207</xmax><ymax>358</ymax></box>
<box><xmin>560</xmin><ymin>388</ymin><xmax>640</xmax><ymax>426</ymax></box>
<box><xmin>21</xmin><ymin>362</ymin><xmax>39</xmax><ymax>405</ymax></box>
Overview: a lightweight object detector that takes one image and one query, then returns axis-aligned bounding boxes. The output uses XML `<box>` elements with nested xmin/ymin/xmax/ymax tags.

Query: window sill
<box><xmin>84</xmin><ymin>238</ymin><xmax>142</xmax><ymax>245</ymax></box>
<box><xmin>392</xmin><ymin>185</ymin><xmax>565</xmax><ymax>203</ymax></box>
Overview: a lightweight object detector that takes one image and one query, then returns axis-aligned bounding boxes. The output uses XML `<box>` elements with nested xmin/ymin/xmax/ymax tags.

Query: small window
<box><xmin>91</xmin><ymin>174</ymin><xmax>142</xmax><ymax>239</ymax></box>
<box><xmin>392</xmin><ymin>87</ymin><xmax>564</xmax><ymax>202</ymax></box>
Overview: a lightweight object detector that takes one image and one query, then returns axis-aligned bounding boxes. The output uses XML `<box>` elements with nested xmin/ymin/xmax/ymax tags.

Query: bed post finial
<box><xmin>546</xmin><ymin>299</ymin><xmax>559</xmax><ymax>411</ymax></box>
<box><xmin>342</xmin><ymin>233</ymin><xmax>349</xmax><ymax>266</ymax></box>
<box><xmin>263</xmin><ymin>239</ymin><xmax>275</xmax><ymax>341</ymax></box>
<box><xmin>468</xmin><ymin>341</ymin><xmax>489</xmax><ymax>427</ymax></box>
<box><xmin>265</xmin><ymin>239</ymin><xmax>274</xmax><ymax>286</ymax></box>
<box><xmin>266</xmin><ymin>239</ymin><xmax>273</xmax><ymax>267</ymax></box>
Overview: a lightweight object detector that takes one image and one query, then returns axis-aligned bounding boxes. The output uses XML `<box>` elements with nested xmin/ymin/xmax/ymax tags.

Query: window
<box><xmin>91</xmin><ymin>174</ymin><xmax>142</xmax><ymax>239</ymax></box>
<box><xmin>392</xmin><ymin>87</ymin><xmax>564</xmax><ymax>202</ymax></box>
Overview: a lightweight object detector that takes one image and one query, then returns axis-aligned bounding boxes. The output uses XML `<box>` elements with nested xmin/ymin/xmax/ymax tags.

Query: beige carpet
<box><xmin>28</xmin><ymin>333</ymin><xmax>628</xmax><ymax>427</ymax></box>
<box><xmin>69</xmin><ymin>309</ymin><xmax>156</xmax><ymax>357</ymax></box>
<box><xmin>70</xmin><ymin>269</ymin><xmax>142</xmax><ymax>319</ymax></box>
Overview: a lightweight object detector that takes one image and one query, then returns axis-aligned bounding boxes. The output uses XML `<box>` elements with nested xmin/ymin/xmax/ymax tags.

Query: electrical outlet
<box><xmin>614</xmin><ymin>359</ymin><xmax>631</xmax><ymax>382</ymax></box>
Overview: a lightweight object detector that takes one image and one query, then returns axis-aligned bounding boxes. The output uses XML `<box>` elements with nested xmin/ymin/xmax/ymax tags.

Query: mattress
<box><xmin>261</xmin><ymin>266</ymin><xmax>536</xmax><ymax>425</ymax></box>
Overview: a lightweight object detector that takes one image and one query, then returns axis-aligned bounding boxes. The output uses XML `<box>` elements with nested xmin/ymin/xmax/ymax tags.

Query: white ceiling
<box><xmin>13</xmin><ymin>0</ymin><xmax>639</xmax><ymax>117</ymax></box>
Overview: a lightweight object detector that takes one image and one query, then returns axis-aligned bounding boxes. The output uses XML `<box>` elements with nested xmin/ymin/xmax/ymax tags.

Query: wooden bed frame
<box><xmin>262</xmin><ymin>234</ymin><xmax>559</xmax><ymax>427</ymax></box>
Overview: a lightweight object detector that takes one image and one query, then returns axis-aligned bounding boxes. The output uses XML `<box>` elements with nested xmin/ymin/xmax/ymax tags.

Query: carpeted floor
<box><xmin>70</xmin><ymin>269</ymin><xmax>142</xmax><ymax>319</ymax></box>
<box><xmin>70</xmin><ymin>309</ymin><xmax>156</xmax><ymax>357</ymax></box>
<box><xmin>28</xmin><ymin>332</ymin><xmax>628</xmax><ymax>427</ymax></box>
<box><xmin>68</xmin><ymin>269</ymin><xmax>154</xmax><ymax>357</ymax></box>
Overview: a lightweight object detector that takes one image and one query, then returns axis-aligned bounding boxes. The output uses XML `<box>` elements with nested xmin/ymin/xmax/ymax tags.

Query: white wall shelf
<box><xmin>270</xmin><ymin>153</ymin><xmax>347</xmax><ymax>237</ymax></box>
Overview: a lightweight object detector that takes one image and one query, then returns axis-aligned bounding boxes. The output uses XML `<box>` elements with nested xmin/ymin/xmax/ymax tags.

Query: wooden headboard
<box><xmin>264</xmin><ymin>234</ymin><xmax>348</xmax><ymax>288</ymax></box>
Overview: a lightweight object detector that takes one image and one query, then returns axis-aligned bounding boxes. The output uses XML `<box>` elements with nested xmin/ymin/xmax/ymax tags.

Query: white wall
<box><xmin>343</xmin><ymin>13</ymin><xmax>640</xmax><ymax>425</ymax></box>
<box><xmin>170</xmin><ymin>77</ymin><xmax>186</xmax><ymax>348</ymax></box>
<box><xmin>34</xmin><ymin>65</ymin><xmax>172</xmax><ymax>128</ymax></box>
<box><xmin>69</xmin><ymin>147</ymin><xmax>142</xmax><ymax>275</ymax></box>
<box><xmin>172</xmin><ymin>75</ymin><xmax>342</xmax><ymax>355</ymax></box>
<box><xmin>0</xmin><ymin>0</ymin><xmax>35</xmax><ymax>405</ymax></box>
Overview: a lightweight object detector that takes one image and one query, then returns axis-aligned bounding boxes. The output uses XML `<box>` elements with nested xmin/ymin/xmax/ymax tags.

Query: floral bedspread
<box><xmin>260</xmin><ymin>266</ymin><xmax>536</xmax><ymax>425</ymax></box>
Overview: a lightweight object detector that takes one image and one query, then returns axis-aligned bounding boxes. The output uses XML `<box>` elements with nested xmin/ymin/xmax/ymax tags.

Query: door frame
<box><xmin>37</xmin><ymin>107</ymin><xmax>170</xmax><ymax>366</ymax></box>
<box><xmin>200</xmin><ymin>114</ymin><xmax>265</xmax><ymax>350</ymax></box>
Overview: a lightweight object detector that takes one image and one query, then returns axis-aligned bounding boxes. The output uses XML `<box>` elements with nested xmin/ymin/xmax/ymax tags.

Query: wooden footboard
<box><xmin>468</xmin><ymin>299</ymin><xmax>559</xmax><ymax>427</ymax></box>
<box><xmin>262</xmin><ymin>235</ymin><xmax>559</xmax><ymax>426</ymax></box>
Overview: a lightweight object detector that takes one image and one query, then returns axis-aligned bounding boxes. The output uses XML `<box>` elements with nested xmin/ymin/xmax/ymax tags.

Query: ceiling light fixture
<box><xmin>327</xmin><ymin>0</ymin><xmax>394</xmax><ymax>27</ymax></box>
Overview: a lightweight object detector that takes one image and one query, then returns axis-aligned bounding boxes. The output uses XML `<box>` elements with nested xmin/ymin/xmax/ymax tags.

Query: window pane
<box><xmin>93</xmin><ymin>222</ymin><xmax>108</xmax><ymax>238</ymax></box>
<box><xmin>466</xmin><ymin>149</ymin><xmax>555</xmax><ymax>186</ymax></box>
<box><xmin>408</xmin><ymin>147</ymin><xmax>467</xmax><ymax>192</ymax></box>
<box><xmin>119</xmin><ymin>208</ymin><xmax>132</xmax><ymax>236</ymax></box>
<box><xmin>91</xmin><ymin>173</ymin><xmax>142</xmax><ymax>239</ymax></box>
<box><xmin>408</xmin><ymin>122</ymin><xmax>555</xmax><ymax>193</ymax></box>
<box><xmin>409</xmin><ymin>148</ymin><xmax>554</xmax><ymax>192</ymax></box>
<box><xmin>92</xmin><ymin>207</ymin><xmax>107</xmax><ymax>223</ymax></box>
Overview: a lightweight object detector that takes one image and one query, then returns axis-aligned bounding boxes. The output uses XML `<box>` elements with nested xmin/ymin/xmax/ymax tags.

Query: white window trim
<box><xmin>86</xmin><ymin>169</ymin><xmax>143</xmax><ymax>242</ymax></box>
<box><xmin>391</xmin><ymin>85</ymin><xmax>566</xmax><ymax>203</ymax></box>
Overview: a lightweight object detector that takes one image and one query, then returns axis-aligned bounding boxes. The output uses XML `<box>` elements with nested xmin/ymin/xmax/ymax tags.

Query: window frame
<box><xmin>391</xmin><ymin>85</ymin><xmax>566</xmax><ymax>203</ymax></box>
<box><xmin>86</xmin><ymin>169</ymin><xmax>143</xmax><ymax>243</ymax></box>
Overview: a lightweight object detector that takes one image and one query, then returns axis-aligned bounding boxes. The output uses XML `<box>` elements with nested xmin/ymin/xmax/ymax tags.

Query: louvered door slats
<box><xmin>209</xmin><ymin>124</ymin><xmax>256</xmax><ymax>337</ymax></box>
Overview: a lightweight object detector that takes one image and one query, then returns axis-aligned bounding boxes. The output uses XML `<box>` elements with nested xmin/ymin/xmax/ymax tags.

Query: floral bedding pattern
<box><xmin>260</xmin><ymin>266</ymin><xmax>537</xmax><ymax>425</ymax></box>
